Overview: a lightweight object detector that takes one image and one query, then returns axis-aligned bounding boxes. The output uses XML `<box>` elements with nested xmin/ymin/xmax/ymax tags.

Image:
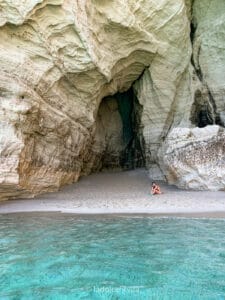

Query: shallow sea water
<box><xmin>1</xmin><ymin>214</ymin><xmax>225</xmax><ymax>300</ymax></box>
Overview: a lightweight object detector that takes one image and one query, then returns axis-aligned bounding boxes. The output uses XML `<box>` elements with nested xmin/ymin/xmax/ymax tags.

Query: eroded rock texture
<box><xmin>0</xmin><ymin>0</ymin><xmax>224</xmax><ymax>199</ymax></box>
<box><xmin>159</xmin><ymin>126</ymin><xmax>225</xmax><ymax>190</ymax></box>
<box><xmin>192</xmin><ymin>0</ymin><xmax>225</xmax><ymax>127</ymax></box>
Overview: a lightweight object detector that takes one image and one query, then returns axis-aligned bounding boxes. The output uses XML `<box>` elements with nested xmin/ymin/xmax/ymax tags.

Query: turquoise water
<box><xmin>1</xmin><ymin>215</ymin><xmax>225</xmax><ymax>300</ymax></box>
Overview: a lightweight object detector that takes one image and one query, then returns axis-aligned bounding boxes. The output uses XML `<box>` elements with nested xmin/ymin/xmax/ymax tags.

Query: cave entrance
<box><xmin>95</xmin><ymin>87</ymin><xmax>145</xmax><ymax>171</ymax></box>
<box><xmin>190</xmin><ymin>89</ymin><xmax>214</xmax><ymax>128</ymax></box>
<box><xmin>190</xmin><ymin>89</ymin><xmax>222</xmax><ymax>128</ymax></box>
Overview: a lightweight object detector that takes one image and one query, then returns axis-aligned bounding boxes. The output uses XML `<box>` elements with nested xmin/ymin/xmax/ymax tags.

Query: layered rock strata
<box><xmin>0</xmin><ymin>0</ymin><xmax>224</xmax><ymax>200</ymax></box>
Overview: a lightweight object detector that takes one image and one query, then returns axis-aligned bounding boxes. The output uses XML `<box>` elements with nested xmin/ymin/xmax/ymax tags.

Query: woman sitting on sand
<box><xmin>151</xmin><ymin>182</ymin><xmax>162</xmax><ymax>195</ymax></box>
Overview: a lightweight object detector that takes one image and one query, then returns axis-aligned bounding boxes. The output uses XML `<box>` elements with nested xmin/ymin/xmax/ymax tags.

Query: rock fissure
<box><xmin>189</xmin><ymin>5</ymin><xmax>223</xmax><ymax>129</ymax></box>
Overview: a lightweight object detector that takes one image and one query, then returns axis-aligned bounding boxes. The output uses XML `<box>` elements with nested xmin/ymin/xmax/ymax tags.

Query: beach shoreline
<box><xmin>0</xmin><ymin>169</ymin><xmax>225</xmax><ymax>218</ymax></box>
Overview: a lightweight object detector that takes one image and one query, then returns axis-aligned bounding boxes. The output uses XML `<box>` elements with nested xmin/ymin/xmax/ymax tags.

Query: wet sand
<box><xmin>0</xmin><ymin>169</ymin><xmax>225</xmax><ymax>218</ymax></box>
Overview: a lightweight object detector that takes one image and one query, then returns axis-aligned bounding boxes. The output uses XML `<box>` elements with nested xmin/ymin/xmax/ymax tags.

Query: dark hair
<box><xmin>152</xmin><ymin>182</ymin><xmax>156</xmax><ymax>185</ymax></box>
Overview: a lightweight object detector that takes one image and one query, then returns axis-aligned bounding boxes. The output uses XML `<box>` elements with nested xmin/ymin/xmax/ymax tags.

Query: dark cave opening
<box><xmin>97</xmin><ymin>87</ymin><xmax>145</xmax><ymax>171</ymax></box>
<box><xmin>115</xmin><ymin>88</ymin><xmax>145</xmax><ymax>169</ymax></box>
<box><xmin>190</xmin><ymin>90</ymin><xmax>214</xmax><ymax>128</ymax></box>
<box><xmin>190</xmin><ymin>89</ymin><xmax>223</xmax><ymax>128</ymax></box>
<box><xmin>197</xmin><ymin>109</ymin><xmax>213</xmax><ymax>128</ymax></box>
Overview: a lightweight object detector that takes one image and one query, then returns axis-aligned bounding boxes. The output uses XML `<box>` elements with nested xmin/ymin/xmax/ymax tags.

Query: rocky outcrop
<box><xmin>159</xmin><ymin>126</ymin><xmax>225</xmax><ymax>190</ymax></box>
<box><xmin>0</xmin><ymin>0</ymin><xmax>225</xmax><ymax>200</ymax></box>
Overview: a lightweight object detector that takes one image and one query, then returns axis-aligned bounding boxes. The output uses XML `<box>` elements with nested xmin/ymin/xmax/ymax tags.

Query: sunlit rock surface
<box><xmin>192</xmin><ymin>0</ymin><xmax>225</xmax><ymax>126</ymax></box>
<box><xmin>0</xmin><ymin>0</ymin><xmax>224</xmax><ymax>199</ymax></box>
<box><xmin>159</xmin><ymin>126</ymin><xmax>225</xmax><ymax>190</ymax></box>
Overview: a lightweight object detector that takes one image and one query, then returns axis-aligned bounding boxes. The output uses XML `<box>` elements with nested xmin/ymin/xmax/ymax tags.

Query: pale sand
<box><xmin>0</xmin><ymin>169</ymin><xmax>225</xmax><ymax>217</ymax></box>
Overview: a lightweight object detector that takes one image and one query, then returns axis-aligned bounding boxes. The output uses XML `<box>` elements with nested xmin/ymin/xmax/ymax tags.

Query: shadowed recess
<box><xmin>97</xmin><ymin>87</ymin><xmax>145</xmax><ymax>171</ymax></box>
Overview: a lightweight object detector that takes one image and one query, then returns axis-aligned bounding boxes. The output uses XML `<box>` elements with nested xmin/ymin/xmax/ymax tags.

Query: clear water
<box><xmin>1</xmin><ymin>214</ymin><xmax>225</xmax><ymax>300</ymax></box>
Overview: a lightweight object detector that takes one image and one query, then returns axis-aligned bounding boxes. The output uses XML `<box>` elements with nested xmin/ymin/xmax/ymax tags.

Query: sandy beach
<box><xmin>0</xmin><ymin>169</ymin><xmax>225</xmax><ymax>217</ymax></box>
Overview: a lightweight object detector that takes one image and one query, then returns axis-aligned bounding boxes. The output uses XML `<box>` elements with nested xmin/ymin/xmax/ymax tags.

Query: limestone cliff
<box><xmin>0</xmin><ymin>0</ymin><xmax>224</xmax><ymax>200</ymax></box>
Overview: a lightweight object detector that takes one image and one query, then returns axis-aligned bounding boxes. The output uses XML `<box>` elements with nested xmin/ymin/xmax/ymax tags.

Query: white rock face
<box><xmin>0</xmin><ymin>0</ymin><xmax>224</xmax><ymax>199</ymax></box>
<box><xmin>191</xmin><ymin>0</ymin><xmax>225</xmax><ymax>126</ymax></box>
<box><xmin>193</xmin><ymin>2</ymin><xmax>225</xmax><ymax>86</ymax></box>
<box><xmin>134</xmin><ymin>0</ymin><xmax>225</xmax><ymax>187</ymax></box>
<box><xmin>159</xmin><ymin>126</ymin><xmax>225</xmax><ymax>190</ymax></box>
